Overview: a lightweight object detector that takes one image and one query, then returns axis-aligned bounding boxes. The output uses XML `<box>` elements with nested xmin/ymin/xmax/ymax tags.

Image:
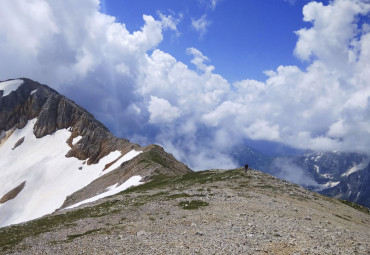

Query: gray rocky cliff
<box><xmin>0</xmin><ymin>78</ymin><xmax>136</xmax><ymax>164</ymax></box>
<box><xmin>321</xmin><ymin>163</ymin><xmax>370</xmax><ymax>208</ymax></box>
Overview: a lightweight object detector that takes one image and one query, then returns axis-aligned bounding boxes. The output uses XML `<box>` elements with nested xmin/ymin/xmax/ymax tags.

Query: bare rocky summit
<box><xmin>0</xmin><ymin>78</ymin><xmax>135</xmax><ymax>164</ymax></box>
<box><xmin>1</xmin><ymin>169</ymin><xmax>369</xmax><ymax>254</ymax></box>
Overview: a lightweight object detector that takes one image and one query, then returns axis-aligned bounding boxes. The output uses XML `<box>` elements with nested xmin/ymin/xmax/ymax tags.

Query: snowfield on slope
<box><xmin>65</xmin><ymin>176</ymin><xmax>143</xmax><ymax>210</ymax></box>
<box><xmin>0</xmin><ymin>79</ymin><xmax>24</xmax><ymax>96</ymax></box>
<box><xmin>0</xmin><ymin>120</ymin><xmax>142</xmax><ymax>227</ymax></box>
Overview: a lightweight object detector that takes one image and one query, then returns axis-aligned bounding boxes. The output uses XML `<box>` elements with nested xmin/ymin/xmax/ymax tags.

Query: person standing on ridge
<box><xmin>244</xmin><ymin>164</ymin><xmax>249</xmax><ymax>173</ymax></box>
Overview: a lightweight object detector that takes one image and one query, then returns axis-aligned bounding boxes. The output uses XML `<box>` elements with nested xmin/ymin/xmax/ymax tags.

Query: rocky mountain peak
<box><xmin>0</xmin><ymin>78</ymin><xmax>135</xmax><ymax>164</ymax></box>
<box><xmin>0</xmin><ymin>78</ymin><xmax>191</xmax><ymax>227</ymax></box>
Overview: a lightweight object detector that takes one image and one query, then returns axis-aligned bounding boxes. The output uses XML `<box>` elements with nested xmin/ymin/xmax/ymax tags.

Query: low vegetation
<box><xmin>67</xmin><ymin>228</ymin><xmax>102</xmax><ymax>241</ymax></box>
<box><xmin>178</xmin><ymin>200</ymin><xmax>209</xmax><ymax>210</ymax></box>
<box><xmin>0</xmin><ymin>200</ymin><xmax>120</xmax><ymax>251</ymax></box>
<box><xmin>140</xmin><ymin>149</ymin><xmax>169</xmax><ymax>168</ymax></box>
<box><xmin>339</xmin><ymin>199</ymin><xmax>370</xmax><ymax>215</ymax></box>
<box><xmin>123</xmin><ymin>169</ymin><xmax>243</xmax><ymax>194</ymax></box>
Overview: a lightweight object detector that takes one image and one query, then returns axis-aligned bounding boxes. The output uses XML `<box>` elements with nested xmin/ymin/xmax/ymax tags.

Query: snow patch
<box><xmin>0</xmin><ymin>120</ymin><xmax>142</xmax><ymax>227</ymax></box>
<box><xmin>101</xmin><ymin>150</ymin><xmax>142</xmax><ymax>176</ymax></box>
<box><xmin>72</xmin><ymin>135</ymin><xmax>82</xmax><ymax>145</ymax></box>
<box><xmin>65</xmin><ymin>176</ymin><xmax>143</xmax><ymax>209</ymax></box>
<box><xmin>0</xmin><ymin>79</ymin><xmax>23</xmax><ymax>96</ymax></box>
<box><xmin>356</xmin><ymin>191</ymin><xmax>361</xmax><ymax>199</ymax></box>
<box><xmin>30</xmin><ymin>89</ymin><xmax>38</xmax><ymax>95</ymax></box>
<box><xmin>322</xmin><ymin>181</ymin><xmax>340</xmax><ymax>189</ymax></box>
<box><xmin>314</xmin><ymin>165</ymin><xmax>320</xmax><ymax>174</ymax></box>
<box><xmin>321</xmin><ymin>173</ymin><xmax>333</xmax><ymax>179</ymax></box>
<box><xmin>341</xmin><ymin>160</ymin><xmax>369</xmax><ymax>177</ymax></box>
<box><xmin>314</xmin><ymin>153</ymin><xmax>323</xmax><ymax>162</ymax></box>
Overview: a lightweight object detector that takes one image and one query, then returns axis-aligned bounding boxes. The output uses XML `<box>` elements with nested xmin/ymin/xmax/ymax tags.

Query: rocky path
<box><xmin>2</xmin><ymin>169</ymin><xmax>370</xmax><ymax>254</ymax></box>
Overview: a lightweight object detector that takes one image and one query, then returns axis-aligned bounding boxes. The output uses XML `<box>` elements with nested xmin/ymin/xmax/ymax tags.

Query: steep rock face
<box><xmin>290</xmin><ymin>152</ymin><xmax>369</xmax><ymax>183</ymax></box>
<box><xmin>322</xmin><ymin>163</ymin><xmax>370</xmax><ymax>208</ymax></box>
<box><xmin>0</xmin><ymin>78</ymin><xmax>136</xmax><ymax>164</ymax></box>
<box><xmin>0</xmin><ymin>79</ymin><xmax>42</xmax><ymax>130</ymax></box>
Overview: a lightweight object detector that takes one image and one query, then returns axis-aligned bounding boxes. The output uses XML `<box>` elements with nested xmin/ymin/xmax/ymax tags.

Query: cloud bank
<box><xmin>1</xmin><ymin>0</ymin><xmax>370</xmax><ymax>170</ymax></box>
<box><xmin>271</xmin><ymin>158</ymin><xmax>320</xmax><ymax>188</ymax></box>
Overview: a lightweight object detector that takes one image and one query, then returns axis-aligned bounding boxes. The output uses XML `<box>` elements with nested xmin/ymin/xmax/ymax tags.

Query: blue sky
<box><xmin>1</xmin><ymin>0</ymin><xmax>370</xmax><ymax>170</ymax></box>
<box><xmin>102</xmin><ymin>0</ymin><xmax>317</xmax><ymax>82</ymax></box>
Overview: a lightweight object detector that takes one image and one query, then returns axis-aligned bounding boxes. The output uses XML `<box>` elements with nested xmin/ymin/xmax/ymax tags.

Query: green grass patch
<box><xmin>179</xmin><ymin>200</ymin><xmax>209</xmax><ymax>210</ymax></box>
<box><xmin>149</xmin><ymin>191</ymin><xmax>169</xmax><ymax>197</ymax></box>
<box><xmin>124</xmin><ymin>169</ymin><xmax>247</xmax><ymax>195</ymax></box>
<box><xmin>123</xmin><ymin>174</ymin><xmax>171</xmax><ymax>193</ymax></box>
<box><xmin>141</xmin><ymin>149</ymin><xmax>169</xmax><ymax>167</ymax></box>
<box><xmin>339</xmin><ymin>199</ymin><xmax>370</xmax><ymax>215</ymax></box>
<box><xmin>0</xmin><ymin>200</ymin><xmax>120</xmax><ymax>251</ymax></box>
<box><xmin>167</xmin><ymin>193</ymin><xmax>191</xmax><ymax>199</ymax></box>
<box><xmin>67</xmin><ymin>228</ymin><xmax>101</xmax><ymax>241</ymax></box>
<box><xmin>193</xmin><ymin>194</ymin><xmax>206</xmax><ymax>197</ymax></box>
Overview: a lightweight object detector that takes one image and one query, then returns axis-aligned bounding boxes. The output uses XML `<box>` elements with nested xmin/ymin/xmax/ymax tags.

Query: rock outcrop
<box><xmin>0</xmin><ymin>78</ymin><xmax>136</xmax><ymax>164</ymax></box>
<box><xmin>0</xmin><ymin>181</ymin><xmax>26</xmax><ymax>204</ymax></box>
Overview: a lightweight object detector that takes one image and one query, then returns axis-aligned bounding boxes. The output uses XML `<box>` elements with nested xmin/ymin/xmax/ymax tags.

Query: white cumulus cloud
<box><xmin>1</xmin><ymin>0</ymin><xmax>370</xmax><ymax>171</ymax></box>
<box><xmin>148</xmin><ymin>96</ymin><xmax>180</xmax><ymax>124</ymax></box>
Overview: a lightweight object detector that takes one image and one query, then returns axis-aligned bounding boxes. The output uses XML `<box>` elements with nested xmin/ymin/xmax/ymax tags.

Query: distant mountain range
<box><xmin>322</xmin><ymin>163</ymin><xmax>370</xmax><ymax>208</ymax></box>
<box><xmin>232</xmin><ymin>145</ymin><xmax>370</xmax><ymax>208</ymax></box>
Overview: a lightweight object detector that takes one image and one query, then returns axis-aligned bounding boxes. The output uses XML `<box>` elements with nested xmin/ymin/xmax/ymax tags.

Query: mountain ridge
<box><xmin>0</xmin><ymin>168</ymin><xmax>369</xmax><ymax>254</ymax></box>
<box><xmin>0</xmin><ymin>78</ymin><xmax>191</xmax><ymax>227</ymax></box>
<box><xmin>0</xmin><ymin>78</ymin><xmax>136</xmax><ymax>164</ymax></box>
